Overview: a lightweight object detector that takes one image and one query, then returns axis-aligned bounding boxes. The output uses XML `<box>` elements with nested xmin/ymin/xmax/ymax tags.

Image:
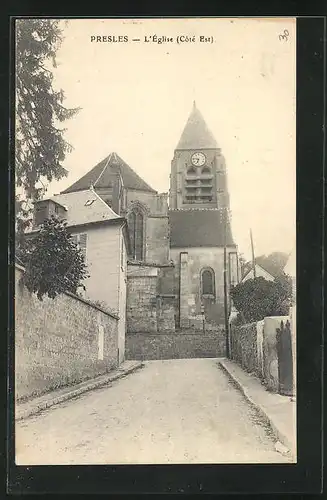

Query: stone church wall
<box><xmin>170</xmin><ymin>246</ymin><xmax>237</xmax><ymax>326</ymax></box>
<box><xmin>125</xmin><ymin>329</ymin><xmax>226</xmax><ymax>360</ymax></box>
<box><xmin>125</xmin><ymin>190</ymin><xmax>170</xmax><ymax>265</ymax></box>
<box><xmin>145</xmin><ymin>216</ymin><xmax>170</xmax><ymax>264</ymax></box>
<box><xmin>126</xmin><ymin>273</ymin><xmax>158</xmax><ymax>333</ymax></box>
<box><xmin>126</xmin><ymin>264</ymin><xmax>176</xmax><ymax>333</ymax></box>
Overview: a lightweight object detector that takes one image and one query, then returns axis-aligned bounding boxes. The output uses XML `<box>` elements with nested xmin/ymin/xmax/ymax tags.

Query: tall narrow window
<box><xmin>128</xmin><ymin>208</ymin><xmax>144</xmax><ymax>261</ymax></box>
<box><xmin>71</xmin><ymin>233</ymin><xmax>87</xmax><ymax>261</ymax></box>
<box><xmin>201</xmin><ymin>268</ymin><xmax>215</xmax><ymax>297</ymax></box>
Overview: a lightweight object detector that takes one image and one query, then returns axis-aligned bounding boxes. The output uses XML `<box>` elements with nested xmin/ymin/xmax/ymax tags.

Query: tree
<box><xmin>15</xmin><ymin>19</ymin><xmax>80</xmax><ymax>239</ymax></box>
<box><xmin>230</xmin><ymin>275</ymin><xmax>292</xmax><ymax>323</ymax></box>
<box><xmin>20</xmin><ymin>216</ymin><xmax>89</xmax><ymax>300</ymax></box>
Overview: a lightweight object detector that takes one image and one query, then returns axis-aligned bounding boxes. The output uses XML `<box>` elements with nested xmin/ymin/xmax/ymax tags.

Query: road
<box><xmin>15</xmin><ymin>359</ymin><xmax>291</xmax><ymax>465</ymax></box>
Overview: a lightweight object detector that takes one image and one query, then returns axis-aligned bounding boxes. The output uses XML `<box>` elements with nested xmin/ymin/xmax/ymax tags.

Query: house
<box><xmin>29</xmin><ymin>186</ymin><xmax>130</xmax><ymax>364</ymax></box>
<box><xmin>241</xmin><ymin>263</ymin><xmax>276</xmax><ymax>283</ymax></box>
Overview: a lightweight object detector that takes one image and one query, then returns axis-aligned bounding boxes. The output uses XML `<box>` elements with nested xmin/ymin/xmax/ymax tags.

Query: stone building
<box><xmin>33</xmin><ymin>102</ymin><xmax>239</xmax><ymax>334</ymax></box>
<box><xmin>168</xmin><ymin>102</ymin><xmax>238</xmax><ymax>328</ymax></box>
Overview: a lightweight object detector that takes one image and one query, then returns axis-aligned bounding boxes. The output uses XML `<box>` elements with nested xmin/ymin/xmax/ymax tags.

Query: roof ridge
<box><xmin>62</xmin><ymin>152</ymin><xmax>157</xmax><ymax>194</ymax></box>
<box><xmin>93</xmin><ymin>153</ymin><xmax>112</xmax><ymax>188</ymax></box>
<box><xmin>90</xmin><ymin>186</ymin><xmax>120</xmax><ymax>218</ymax></box>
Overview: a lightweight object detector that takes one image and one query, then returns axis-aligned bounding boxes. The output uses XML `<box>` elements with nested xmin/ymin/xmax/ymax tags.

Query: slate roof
<box><xmin>176</xmin><ymin>102</ymin><xmax>219</xmax><ymax>150</ymax></box>
<box><xmin>48</xmin><ymin>188</ymin><xmax>122</xmax><ymax>228</ymax></box>
<box><xmin>62</xmin><ymin>152</ymin><xmax>156</xmax><ymax>194</ymax></box>
<box><xmin>169</xmin><ymin>209</ymin><xmax>235</xmax><ymax>248</ymax></box>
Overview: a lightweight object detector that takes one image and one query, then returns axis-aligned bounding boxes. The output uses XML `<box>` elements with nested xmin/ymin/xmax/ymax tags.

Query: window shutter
<box><xmin>79</xmin><ymin>233</ymin><xmax>87</xmax><ymax>260</ymax></box>
<box><xmin>71</xmin><ymin>233</ymin><xmax>87</xmax><ymax>260</ymax></box>
<box><xmin>71</xmin><ymin>234</ymin><xmax>78</xmax><ymax>246</ymax></box>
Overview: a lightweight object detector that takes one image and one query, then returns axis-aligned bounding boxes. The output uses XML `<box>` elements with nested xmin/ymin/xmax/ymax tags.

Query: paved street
<box><xmin>16</xmin><ymin>359</ymin><xmax>291</xmax><ymax>464</ymax></box>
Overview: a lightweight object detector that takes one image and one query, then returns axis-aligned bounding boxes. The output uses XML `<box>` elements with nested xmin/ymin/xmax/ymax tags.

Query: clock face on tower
<box><xmin>191</xmin><ymin>152</ymin><xmax>206</xmax><ymax>166</ymax></box>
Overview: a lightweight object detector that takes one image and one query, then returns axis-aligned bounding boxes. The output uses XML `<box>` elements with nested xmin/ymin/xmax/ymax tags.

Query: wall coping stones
<box><xmin>127</xmin><ymin>260</ymin><xmax>174</xmax><ymax>268</ymax></box>
<box><xmin>65</xmin><ymin>291</ymin><xmax>119</xmax><ymax>320</ymax></box>
<box><xmin>15</xmin><ymin>263</ymin><xmax>119</xmax><ymax>320</ymax></box>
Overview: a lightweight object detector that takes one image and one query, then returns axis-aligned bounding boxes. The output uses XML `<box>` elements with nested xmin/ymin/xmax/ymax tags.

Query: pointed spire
<box><xmin>176</xmin><ymin>103</ymin><xmax>218</xmax><ymax>150</ymax></box>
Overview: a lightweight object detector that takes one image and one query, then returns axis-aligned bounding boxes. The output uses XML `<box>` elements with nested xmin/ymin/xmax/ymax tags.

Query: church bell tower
<box><xmin>169</xmin><ymin>101</ymin><xmax>230</xmax><ymax>212</ymax></box>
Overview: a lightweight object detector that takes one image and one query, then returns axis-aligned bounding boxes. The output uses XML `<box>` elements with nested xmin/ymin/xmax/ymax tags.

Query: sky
<box><xmin>44</xmin><ymin>17</ymin><xmax>296</xmax><ymax>261</ymax></box>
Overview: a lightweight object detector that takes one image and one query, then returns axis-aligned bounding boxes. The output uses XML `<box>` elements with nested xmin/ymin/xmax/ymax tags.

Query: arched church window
<box><xmin>127</xmin><ymin>208</ymin><xmax>145</xmax><ymax>261</ymax></box>
<box><xmin>201</xmin><ymin>166</ymin><xmax>211</xmax><ymax>174</ymax></box>
<box><xmin>201</xmin><ymin>268</ymin><xmax>215</xmax><ymax>297</ymax></box>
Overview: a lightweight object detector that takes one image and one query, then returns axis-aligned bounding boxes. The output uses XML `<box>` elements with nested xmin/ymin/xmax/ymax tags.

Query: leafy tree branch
<box><xmin>15</xmin><ymin>19</ymin><xmax>80</xmax><ymax>241</ymax></box>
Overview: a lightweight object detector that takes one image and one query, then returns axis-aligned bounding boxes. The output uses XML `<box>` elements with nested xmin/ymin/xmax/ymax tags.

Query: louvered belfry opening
<box><xmin>184</xmin><ymin>164</ymin><xmax>213</xmax><ymax>204</ymax></box>
<box><xmin>128</xmin><ymin>208</ymin><xmax>144</xmax><ymax>261</ymax></box>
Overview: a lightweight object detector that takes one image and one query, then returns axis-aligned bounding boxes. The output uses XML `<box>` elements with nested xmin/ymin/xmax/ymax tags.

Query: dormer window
<box><xmin>85</xmin><ymin>199</ymin><xmax>95</xmax><ymax>206</ymax></box>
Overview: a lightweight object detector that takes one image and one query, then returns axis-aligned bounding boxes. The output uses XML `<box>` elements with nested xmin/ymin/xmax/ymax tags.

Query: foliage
<box><xmin>15</xmin><ymin>19</ymin><xmax>80</xmax><ymax>239</ymax></box>
<box><xmin>230</xmin><ymin>274</ymin><xmax>292</xmax><ymax>323</ymax></box>
<box><xmin>20</xmin><ymin>216</ymin><xmax>89</xmax><ymax>300</ymax></box>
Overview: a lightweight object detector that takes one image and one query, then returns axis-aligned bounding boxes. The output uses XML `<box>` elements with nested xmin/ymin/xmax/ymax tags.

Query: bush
<box><xmin>230</xmin><ymin>274</ymin><xmax>292</xmax><ymax>323</ymax></box>
<box><xmin>20</xmin><ymin>216</ymin><xmax>89</xmax><ymax>300</ymax></box>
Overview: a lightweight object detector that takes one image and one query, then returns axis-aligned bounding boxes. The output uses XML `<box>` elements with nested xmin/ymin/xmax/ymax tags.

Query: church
<box><xmin>41</xmin><ymin>102</ymin><xmax>240</xmax><ymax>333</ymax></box>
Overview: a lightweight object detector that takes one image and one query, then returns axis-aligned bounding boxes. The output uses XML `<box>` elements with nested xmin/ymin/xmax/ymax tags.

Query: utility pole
<box><xmin>223</xmin><ymin>207</ymin><xmax>230</xmax><ymax>358</ymax></box>
<box><xmin>250</xmin><ymin>228</ymin><xmax>256</xmax><ymax>278</ymax></box>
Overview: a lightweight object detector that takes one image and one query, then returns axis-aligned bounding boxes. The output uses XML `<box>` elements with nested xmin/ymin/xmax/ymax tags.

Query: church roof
<box><xmin>176</xmin><ymin>102</ymin><xmax>219</xmax><ymax>150</ymax></box>
<box><xmin>169</xmin><ymin>209</ymin><xmax>235</xmax><ymax>248</ymax></box>
<box><xmin>62</xmin><ymin>152</ymin><xmax>157</xmax><ymax>194</ymax></box>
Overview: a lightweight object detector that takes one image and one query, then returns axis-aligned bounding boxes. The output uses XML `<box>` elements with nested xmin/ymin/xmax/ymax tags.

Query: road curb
<box><xmin>16</xmin><ymin>362</ymin><xmax>144</xmax><ymax>422</ymax></box>
<box><xmin>218</xmin><ymin>360</ymin><xmax>294</xmax><ymax>459</ymax></box>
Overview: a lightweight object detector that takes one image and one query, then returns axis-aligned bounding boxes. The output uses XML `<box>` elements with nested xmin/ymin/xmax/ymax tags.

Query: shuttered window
<box><xmin>71</xmin><ymin>233</ymin><xmax>87</xmax><ymax>261</ymax></box>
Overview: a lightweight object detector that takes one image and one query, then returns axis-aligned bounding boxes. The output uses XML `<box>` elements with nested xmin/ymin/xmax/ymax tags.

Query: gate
<box><xmin>276</xmin><ymin>320</ymin><xmax>294</xmax><ymax>396</ymax></box>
